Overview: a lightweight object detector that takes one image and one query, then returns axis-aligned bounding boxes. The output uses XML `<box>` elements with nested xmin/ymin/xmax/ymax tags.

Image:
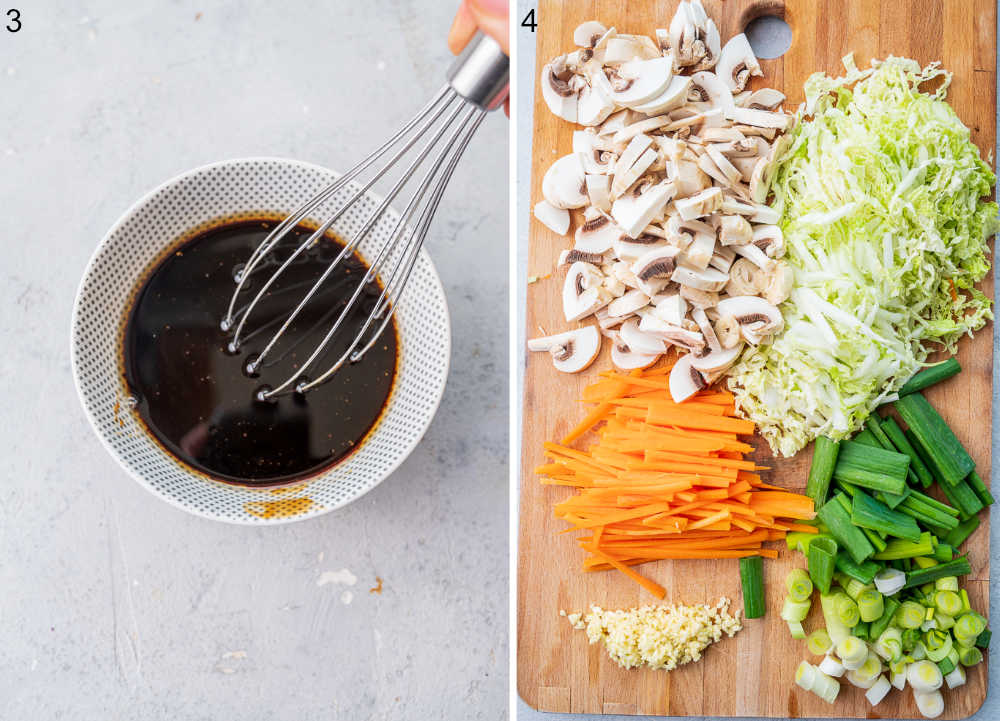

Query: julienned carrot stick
<box><xmin>536</xmin><ymin>363</ymin><xmax>815</xmax><ymax>596</ymax></box>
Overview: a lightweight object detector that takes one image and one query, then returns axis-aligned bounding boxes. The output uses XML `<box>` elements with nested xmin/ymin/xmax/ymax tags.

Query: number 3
<box><xmin>7</xmin><ymin>8</ymin><xmax>21</xmax><ymax>32</ymax></box>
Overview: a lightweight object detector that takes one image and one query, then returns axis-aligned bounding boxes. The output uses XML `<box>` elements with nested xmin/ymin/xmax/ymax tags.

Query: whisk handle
<box><xmin>446</xmin><ymin>32</ymin><xmax>509</xmax><ymax>112</ymax></box>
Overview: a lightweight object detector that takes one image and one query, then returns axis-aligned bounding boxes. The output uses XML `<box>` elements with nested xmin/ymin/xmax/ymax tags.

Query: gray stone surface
<box><xmin>1</xmin><ymin>2</ymin><xmax>507</xmax><ymax>719</ymax></box>
<box><xmin>514</xmin><ymin>1</ymin><xmax>998</xmax><ymax>718</ymax></box>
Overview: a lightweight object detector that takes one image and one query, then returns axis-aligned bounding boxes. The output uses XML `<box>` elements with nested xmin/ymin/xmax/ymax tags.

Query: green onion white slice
<box><xmin>864</xmin><ymin>675</ymin><xmax>892</xmax><ymax>706</ymax></box>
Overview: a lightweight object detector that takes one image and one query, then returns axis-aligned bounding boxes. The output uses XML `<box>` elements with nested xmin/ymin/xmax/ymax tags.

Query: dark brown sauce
<box><xmin>123</xmin><ymin>219</ymin><xmax>398</xmax><ymax>486</ymax></box>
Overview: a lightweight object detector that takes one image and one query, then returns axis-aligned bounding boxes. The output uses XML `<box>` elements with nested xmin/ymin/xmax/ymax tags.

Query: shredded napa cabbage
<box><xmin>727</xmin><ymin>55</ymin><xmax>998</xmax><ymax>457</ymax></box>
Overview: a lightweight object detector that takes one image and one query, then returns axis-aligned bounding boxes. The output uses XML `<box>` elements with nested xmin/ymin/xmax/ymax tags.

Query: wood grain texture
<box><xmin>517</xmin><ymin>0</ymin><xmax>994</xmax><ymax>716</ymax></box>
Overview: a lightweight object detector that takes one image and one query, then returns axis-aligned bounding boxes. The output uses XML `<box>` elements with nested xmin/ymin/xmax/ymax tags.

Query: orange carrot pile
<box><xmin>537</xmin><ymin>362</ymin><xmax>816</xmax><ymax>598</ymax></box>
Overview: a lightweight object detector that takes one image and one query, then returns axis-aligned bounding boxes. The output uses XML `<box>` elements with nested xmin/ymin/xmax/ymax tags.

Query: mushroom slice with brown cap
<box><xmin>611</xmin><ymin>181</ymin><xmax>676</xmax><ymax>238</ymax></box>
<box><xmin>540</xmin><ymin>59</ymin><xmax>584</xmax><ymax>123</ymax></box>
<box><xmin>671</xmin><ymin>263</ymin><xmax>729</xmax><ymax>292</ymax></box>
<box><xmin>585</xmin><ymin>174</ymin><xmax>612</xmax><ymax>212</ymax></box>
<box><xmin>631</xmin><ymin>246</ymin><xmax>681</xmax><ymax>284</ymax></box>
<box><xmin>690</xmin><ymin>343</ymin><xmax>742</xmax><ymax>374</ymax></box>
<box><xmin>718</xmin><ymin>214</ymin><xmax>753</xmax><ymax>246</ymax></box>
<box><xmin>610</xmin><ymin>331</ymin><xmax>660</xmax><ymax>370</ymax></box>
<box><xmin>630</xmin><ymin>76</ymin><xmax>692</xmax><ymax>115</ymax></box>
<box><xmin>574</xmin><ymin>211</ymin><xmax>621</xmax><ymax>253</ymax></box>
<box><xmin>674</xmin><ymin>187</ymin><xmax>722</xmax><ymax>220</ymax></box>
<box><xmin>716</xmin><ymin>33</ymin><xmax>762</xmax><ymax>92</ymax></box>
<box><xmin>669</xmin><ymin>353</ymin><xmax>708</xmax><ymax>402</ymax></box>
<box><xmin>613</xmin><ymin>229</ymin><xmax>669</xmax><ymax>262</ymax></box>
<box><xmin>563</xmin><ymin>261</ymin><xmax>613</xmax><ymax>322</ymax></box>
<box><xmin>712</xmin><ymin>137</ymin><xmax>760</xmax><ymax>158</ymax></box>
<box><xmin>746</xmin><ymin>88</ymin><xmax>785</xmax><ymax>111</ymax></box>
<box><xmin>533</xmin><ymin>200</ymin><xmax>570</xmax><ymax>236</ymax></box>
<box><xmin>752</xmin><ymin>224</ymin><xmax>786</xmax><ymax>258</ymax></box>
<box><xmin>709</xmin><ymin>244</ymin><xmax>736</xmax><ymax>274</ymax></box>
<box><xmin>610</xmin><ymin>134</ymin><xmax>654</xmax><ymax>184</ymax></box>
<box><xmin>607</xmin><ymin>288</ymin><xmax>651</xmax><ymax>317</ymax></box>
<box><xmin>680</xmin><ymin>284</ymin><xmax>720</xmax><ymax>310</ymax></box>
<box><xmin>604</xmin><ymin>56</ymin><xmax>675</xmax><ymax>107</ymax></box>
<box><xmin>574</xmin><ymin>130</ymin><xmax>617</xmax><ymax>173</ymax></box>
<box><xmin>716</xmin><ymin>295</ymin><xmax>784</xmax><ymax>344</ymax></box>
<box><xmin>542</xmin><ymin>153</ymin><xmax>588</xmax><ymax>209</ymax></box>
<box><xmin>612</xmin><ymin>148</ymin><xmax>659</xmax><ymax>197</ymax></box>
<box><xmin>641</xmin><ymin>316</ymin><xmax>706</xmax><ymax>353</ymax></box>
<box><xmin>620</xmin><ymin>317</ymin><xmax>667</xmax><ymax>354</ymax></box>
<box><xmin>574</xmin><ymin>20</ymin><xmax>609</xmax><ymax>48</ymax></box>
<box><xmin>527</xmin><ymin>326</ymin><xmax>602</xmax><ymax>374</ymax></box>
<box><xmin>558</xmin><ymin>248</ymin><xmax>606</xmax><ymax>267</ymax></box>
<box><xmin>692</xmin><ymin>18</ymin><xmax>721</xmax><ymax>72</ymax></box>
<box><xmin>686</xmin><ymin>71</ymin><xmax>735</xmax><ymax>114</ymax></box>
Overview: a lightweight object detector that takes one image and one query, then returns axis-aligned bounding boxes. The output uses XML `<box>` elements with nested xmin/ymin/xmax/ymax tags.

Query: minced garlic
<box><xmin>564</xmin><ymin>598</ymin><xmax>742</xmax><ymax>671</ymax></box>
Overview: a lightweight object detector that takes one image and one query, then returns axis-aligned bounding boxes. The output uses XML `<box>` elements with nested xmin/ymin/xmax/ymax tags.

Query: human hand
<box><xmin>448</xmin><ymin>0</ymin><xmax>509</xmax><ymax>57</ymax></box>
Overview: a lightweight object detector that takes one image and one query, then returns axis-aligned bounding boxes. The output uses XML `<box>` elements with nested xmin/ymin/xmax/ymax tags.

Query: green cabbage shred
<box><xmin>728</xmin><ymin>56</ymin><xmax>998</xmax><ymax>457</ymax></box>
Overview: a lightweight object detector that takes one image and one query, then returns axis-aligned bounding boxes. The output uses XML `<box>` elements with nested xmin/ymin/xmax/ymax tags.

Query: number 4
<box><xmin>521</xmin><ymin>9</ymin><xmax>536</xmax><ymax>32</ymax></box>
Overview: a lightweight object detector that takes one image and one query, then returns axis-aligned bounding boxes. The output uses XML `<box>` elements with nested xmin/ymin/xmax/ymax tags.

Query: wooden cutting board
<box><xmin>518</xmin><ymin>0</ymin><xmax>995</xmax><ymax>716</ymax></box>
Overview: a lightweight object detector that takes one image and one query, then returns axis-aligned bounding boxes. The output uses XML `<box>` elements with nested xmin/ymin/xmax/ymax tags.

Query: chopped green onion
<box><xmin>833</xmin><ymin>440</ymin><xmax>909</xmax><ymax>496</ymax></box>
<box><xmin>894</xmin><ymin>393</ymin><xmax>975</xmax><ymax>486</ymax></box>
<box><xmin>806</xmin><ymin>436</ymin><xmax>840</xmax><ymax>506</ymax></box>
<box><xmin>810</xmin><ymin>668</ymin><xmax>841</xmax><ymax>704</ymax></box>
<box><xmin>851</xmin><ymin>489</ymin><xmax>922</xmax><ymax>542</ymax></box>
<box><xmin>854</xmin><ymin>620</ymin><xmax>871</xmax><ymax>641</ymax></box>
<box><xmin>907</xmin><ymin>659</ymin><xmax>943</xmax><ymax>692</ymax></box>
<box><xmin>870</xmin><ymin>597</ymin><xmax>901</xmax><ymax>640</ymax></box>
<box><xmin>943</xmin><ymin>516</ymin><xmax>980</xmax><ymax>549</ymax></box>
<box><xmin>975</xmin><ymin>628</ymin><xmax>991</xmax><ymax>648</ymax></box>
<box><xmin>901</xmin><ymin>627</ymin><xmax>922</xmax><ymax>652</ymax></box>
<box><xmin>857</xmin><ymin>588</ymin><xmax>885</xmax><ymax>623</ymax></box>
<box><xmin>865</xmin><ymin>675</ymin><xmax>892</xmax><ymax>706</ymax></box>
<box><xmin>836</xmin><ymin>594</ymin><xmax>860</xmax><ymax>627</ymax></box>
<box><xmin>913</xmin><ymin>556</ymin><xmax>938</xmax><ymax>570</ymax></box>
<box><xmin>881</xmin><ymin>416</ymin><xmax>935</xmax><ymax>488</ymax></box>
<box><xmin>820</xmin><ymin>592</ymin><xmax>853</xmax><ymax>644</ymax></box>
<box><xmin>843</xmin><ymin>577</ymin><xmax>872</xmax><ymax>600</ymax></box>
<box><xmin>795</xmin><ymin>660</ymin><xmax>817</xmax><ymax>690</ymax></box>
<box><xmin>923</xmin><ymin>628</ymin><xmax>953</xmax><ymax>662</ymax></box>
<box><xmin>966</xmin><ymin>470</ymin><xmax>994</xmax><ymax>506</ymax></box>
<box><xmin>781</xmin><ymin>596</ymin><xmax>811</xmax><ymax>623</ymax></box>
<box><xmin>785</xmin><ymin>568</ymin><xmax>813</xmax><ymax>602</ymax></box>
<box><xmin>954</xmin><ymin>612</ymin><xmax>987</xmax><ymax>642</ymax></box>
<box><xmin>787</xmin><ymin>620</ymin><xmax>807</xmax><ymax>639</ymax></box>
<box><xmin>873</xmin><ymin>532</ymin><xmax>934</xmax><ymax>560</ymax></box>
<box><xmin>932</xmin><ymin>543</ymin><xmax>954</xmax><ymax>563</ymax></box>
<box><xmin>817</xmin><ymin>494</ymin><xmax>875</xmax><ymax>563</ymax></box>
<box><xmin>936</xmin><ymin>612</ymin><xmax>956</xmax><ymax>631</ymax></box>
<box><xmin>873</xmin><ymin>626</ymin><xmax>902</xmax><ymax>661</ymax></box>
<box><xmin>907</xmin><ymin>489</ymin><xmax>960</xmax><ymax>517</ymax></box>
<box><xmin>938</xmin><ymin>476</ymin><xmax>984</xmax><ymax>518</ymax></box>
<box><xmin>898</xmin><ymin>496</ymin><xmax>960</xmax><ymax>530</ymax></box>
<box><xmin>739</xmin><ymin>556</ymin><xmax>765</xmax><ymax>619</ymax></box>
<box><xmin>807</xmin><ymin>537</ymin><xmax>838</xmax><ymax>594</ymax></box>
<box><xmin>934</xmin><ymin>576</ymin><xmax>959</xmax><ymax>592</ymax></box>
<box><xmin>896</xmin><ymin>600</ymin><xmax>926</xmax><ymax>629</ymax></box>
<box><xmin>864</xmin><ymin>417</ymin><xmax>895</xmax><ymax>451</ymax></box>
<box><xmin>837</xmin><ymin>636</ymin><xmax>868</xmax><ymax>668</ymax></box>
<box><xmin>959</xmin><ymin>645</ymin><xmax>983</xmax><ymax>666</ymax></box>
<box><xmin>874</xmin><ymin>568</ymin><xmax>906</xmax><ymax>596</ymax></box>
<box><xmin>913</xmin><ymin>689</ymin><xmax>944</xmax><ymax>718</ymax></box>
<box><xmin>898</xmin><ymin>358</ymin><xmax>961</xmax><ymax>396</ymax></box>
<box><xmin>943</xmin><ymin>663</ymin><xmax>966</xmax><ymax>688</ymax></box>
<box><xmin>933</xmin><ymin>591</ymin><xmax>962</xmax><ymax>617</ymax></box>
<box><xmin>807</xmin><ymin>629</ymin><xmax>833</xmax><ymax>656</ymax></box>
<box><xmin>903</xmin><ymin>557</ymin><xmax>972</xmax><ymax>589</ymax></box>
<box><xmin>834</xmin><ymin>553</ymin><xmax>880</xmax><ymax>584</ymax></box>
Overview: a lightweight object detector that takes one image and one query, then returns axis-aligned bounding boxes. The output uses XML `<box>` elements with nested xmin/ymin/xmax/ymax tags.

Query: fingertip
<box><xmin>448</xmin><ymin>1</ymin><xmax>478</xmax><ymax>55</ymax></box>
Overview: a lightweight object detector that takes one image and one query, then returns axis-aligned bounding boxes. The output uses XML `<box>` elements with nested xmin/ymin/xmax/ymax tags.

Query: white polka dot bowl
<box><xmin>71</xmin><ymin>157</ymin><xmax>451</xmax><ymax>524</ymax></box>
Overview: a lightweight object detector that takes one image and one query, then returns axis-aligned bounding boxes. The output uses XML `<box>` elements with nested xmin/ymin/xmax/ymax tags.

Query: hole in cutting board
<box><xmin>745</xmin><ymin>15</ymin><xmax>792</xmax><ymax>59</ymax></box>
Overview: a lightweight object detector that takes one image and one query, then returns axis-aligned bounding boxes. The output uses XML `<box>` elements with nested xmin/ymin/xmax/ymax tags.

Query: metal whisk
<box><xmin>220</xmin><ymin>34</ymin><xmax>508</xmax><ymax>400</ymax></box>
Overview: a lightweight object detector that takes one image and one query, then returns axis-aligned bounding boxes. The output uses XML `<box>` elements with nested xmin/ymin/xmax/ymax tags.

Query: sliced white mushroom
<box><xmin>558</xmin><ymin>248</ymin><xmax>606</xmax><ymax>267</ymax></box>
<box><xmin>574</xmin><ymin>20</ymin><xmax>609</xmax><ymax>48</ymax></box>
<box><xmin>610</xmin><ymin>134</ymin><xmax>654</xmax><ymax>183</ymax></box>
<box><xmin>732</xmin><ymin>242</ymin><xmax>774</xmax><ymax>271</ymax></box>
<box><xmin>585</xmin><ymin>174</ymin><xmax>612</xmax><ymax>212</ymax></box>
<box><xmin>533</xmin><ymin>200</ymin><xmax>570</xmax><ymax>236</ymax></box>
<box><xmin>746</xmin><ymin>88</ymin><xmax>785</xmax><ymax>110</ymax></box>
<box><xmin>716</xmin><ymin>33</ymin><xmax>762</xmax><ymax>92</ymax></box>
<box><xmin>610</xmin><ymin>331</ymin><xmax>659</xmax><ymax>370</ymax></box>
<box><xmin>680</xmin><ymin>229</ymin><xmax>715</xmax><ymax>269</ymax></box>
<box><xmin>716</xmin><ymin>295</ymin><xmax>783</xmax><ymax>344</ymax></box>
<box><xmin>612</xmin><ymin>115</ymin><xmax>674</xmax><ymax>145</ymax></box>
<box><xmin>644</xmin><ymin>319</ymin><xmax>705</xmax><ymax>353</ymax></box>
<box><xmin>714</xmin><ymin>314</ymin><xmax>742</xmax><ymax>349</ymax></box>
<box><xmin>612</xmin><ymin>148</ymin><xmax>659</xmax><ymax>197</ymax></box>
<box><xmin>674</xmin><ymin>187</ymin><xmax>722</xmax><ymax>220</ymax></box>
<box><xmin>671</xmin><ymin>263</ymin><xmax>729</xmax><ymax>292</ymax></box>
<box><xmin>527</xmin><ymin>326</ymin><xmax>602</xmax><ymax>373</ymax></box>
<box><xmin>613</xmin><ymin>232</ymin><xmax>669</xmax><ymax>263</ymax></box>
<box><xmin>577</xmin><ymin>81</ymin><xmax>617</xmax><ymax>126</ymax></box>
<box><xmin>687</xmin><ymin>71</ymin><xmax>735</xmax><ymax>114</ymax></box>
<box><xmin>620</xmin><ymin>317</ymin><xmax>667</xmax><ymax>354</ymax></box>
<box><xmin>690</xmin><ymin>343</ymin><xmax>742</xmax><ymax>373</ymax></box>
<box><xmin>631</xmin><ymin>246</ymin><xmax>681</xmax><ymax>285</ymax></box>
<box><xmin>607</xmin><ymin>288</ymin><xmax>650</xmax><ymax>317</ymax></box>
<box><xmin>763</xmin><ymin>260</ymin><xmax>794</xmax><ymax>305</ymax></box>
<box><xmin>749</xmin><ymin>134</ymin><xmax>792</xmax><ymax>202</ymax></box>
<box><xmin>709</xmin><ymin>244</ymin><xmax>736</xmax><ymax>274</ymax></box>
<box><xmin>540</xmin><ymin>60</ymin><xmax>583</xmax><ymax>123</ymax></box>
<box><xmin>650</xmin><ymin>293</ymin><xmax>687</xmax><ymax>326</ymax></box>
<box><xmin>563</xmin><ymin>261</ymin><xmax>613</xmax><ymax>322</ymax></box>
<box><xmin>629</xmin><ymin>75</ymin><xmax>692</xmax><ymax>115</ymax></box>
<box><xmin>704</xmin><ymin>145</ymin><xmax>743</xmax><ymax>185</ymax></box>
<box><xmin>718</xmin><ymin>214</ymin><xmax>753</xmax><ymax>246</ymax></box>
<box><xmin>611</xmin><ymin>181</ymin><xmax>676</xmax><ymax>237</ymax></box>
<box><xmin>726</xmin><ymin>257</ymin><xmax>765</xmax><ymax>295</ymax></box>
<box><xmin>574</xmin><ymin>212</ymin><xmax>622</xmax><ymax>253</ymax></box>
<box><xmin>603</xmin><ymin>56</ymin><xmax>675</xmax><ymax>107</ymax></box>
<box><xmin>669</xmin><ymin>159</ymin><xmax>710</xmax><ymax>197</ymax></box>
<box><xmin>748</xmin><ymin>203</ymin><xmax>781</xmax><ymax>224</ymax></box>
<box><xmin>696</xmin><ymin>152</ymin><xmax>735</xmax><ymax>188</ymax></box>
<box><xmin>542</xmin><ymin>153</ymin><xmax>588</xmax><ymax>209</ymax></box>
<box><xmin>603</xmin><ymin>35</ymin><xmax>659</xmax><ymax>63</ymax></box>
<box><xmin>669</xmin><ymin>353</ymin><xmax>707</xmax><ymax>402</ymax></box>
<box><xmin>751</xmin><ymin>224</ymin><xmax>785</xmax><ymax>258</ymax></box>
<box><xmin>727</xmin><ymin>106</ymin><xmax>794</xmax><ymax>131</ymax></box>
<box><xmin>679</xmin><ymin>284</ymin><xmax>720</xmax><ymax>308</ymax></box>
